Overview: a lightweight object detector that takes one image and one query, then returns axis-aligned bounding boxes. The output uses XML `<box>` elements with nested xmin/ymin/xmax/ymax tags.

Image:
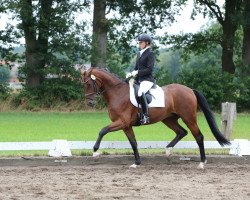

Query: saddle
<box><xmin>129</xmin><ymin>78</ymin><xmax>165</xmax><ymax>108</ymax></box>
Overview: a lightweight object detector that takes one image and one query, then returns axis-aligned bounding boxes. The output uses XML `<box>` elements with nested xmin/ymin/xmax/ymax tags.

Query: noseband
<box><xmin>83</xmin><ymin>77</ymin><xmax>102</xmax><ymax>99</ymax></box>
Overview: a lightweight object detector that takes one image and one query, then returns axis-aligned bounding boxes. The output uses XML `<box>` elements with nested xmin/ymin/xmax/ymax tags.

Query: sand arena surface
<box><xmin>0</xmin><ymin>156</ymin><xmax>249</xmax><ymax>200</ymax></box>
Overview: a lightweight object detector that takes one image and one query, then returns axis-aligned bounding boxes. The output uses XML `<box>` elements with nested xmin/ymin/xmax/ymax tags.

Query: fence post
<box><xmin>221</xmin><ymin>102</ymin><xmax>236</xmax><ymax>140</ymax></box>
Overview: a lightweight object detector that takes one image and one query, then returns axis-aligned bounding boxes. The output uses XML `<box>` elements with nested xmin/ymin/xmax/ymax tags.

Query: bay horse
<box><xmin>81</xmin><ymin>67</ymin><xmax>230</xmax><ymax>169</ymax></box>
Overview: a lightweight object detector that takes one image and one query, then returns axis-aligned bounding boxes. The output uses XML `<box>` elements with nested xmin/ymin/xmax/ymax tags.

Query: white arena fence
<box><xmin>0</xmin><ymin>140</ymin><xmax>249</xmax><ymax>156</ymax></box>
<box><xmin>0</xmin><ymin>141</ymin><xmax>231</xmax><ymax>151</ymax></box>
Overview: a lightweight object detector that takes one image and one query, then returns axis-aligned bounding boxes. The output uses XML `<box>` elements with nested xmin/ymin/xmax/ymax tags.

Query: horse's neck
<box><xmin>99</xmin><ymin>73</ymin><xmax>129</xmax><ymax>105</ymax></box>
<box><xmin>101</xmin><ymin>74</ymin><xmax>121</xmax><ymax>88</ymax></box>
<box><xmin>103</xmin><ymin>83</ymin><xmax>129</xmax><ymax>107</ymax></box>
<box><xmin>96</xmin><ymin>71</ymin><xmax>119</xmax><ymax>90</ymax></box>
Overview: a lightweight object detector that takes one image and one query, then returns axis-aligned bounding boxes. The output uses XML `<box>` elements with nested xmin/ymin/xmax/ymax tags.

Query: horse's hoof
<box><xmin>165</xmin><ymin>147</ymin><xmax>173</xmax><ymax>156</ymax></box>
<box><xmin>93</xmin><ymin>152</ymin><xmax>101</xmax><ymax>159</ymax></box>
<box><xmin>197</xmin><ymin>162</ymin><xmax>205</xmax><ymax>169</ymax></box>
<box><xmin>129</xmin><ymin>164</ymin><xmax>138</xmax><ymax>169</ymax></box>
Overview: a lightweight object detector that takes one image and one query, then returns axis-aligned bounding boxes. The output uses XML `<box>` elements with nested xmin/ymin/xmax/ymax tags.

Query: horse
<box><xmin>81</xmin><ymin>67</ymin><xmax>231</xmax><ymax>169</ymax></box>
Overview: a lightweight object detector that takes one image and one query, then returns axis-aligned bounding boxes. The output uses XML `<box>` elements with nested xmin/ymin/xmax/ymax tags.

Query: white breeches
<box><xmin>138</xmin><ymin>81</ymin><xmax>154</xmax><ymax>97</ymax></box>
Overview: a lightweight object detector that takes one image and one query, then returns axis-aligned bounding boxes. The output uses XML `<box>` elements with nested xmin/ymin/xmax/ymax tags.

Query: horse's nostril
<box><xmin>87</xmin><ymin>101</ymin><xmax>95</xmax><ymax>107</ymax></box>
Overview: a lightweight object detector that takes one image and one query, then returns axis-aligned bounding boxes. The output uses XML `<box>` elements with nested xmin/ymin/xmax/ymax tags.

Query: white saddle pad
<box><xmin>129</xmin><ymin>79</ymin><xmax>165</xmax><ymax>108</ymax></box>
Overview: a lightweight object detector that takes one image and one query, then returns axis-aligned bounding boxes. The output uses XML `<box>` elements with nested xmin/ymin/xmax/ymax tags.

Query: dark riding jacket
<box><xmin>134</xmin><ymin>48</ymin><xmax>155</xmax><ymax>83</ymax></box>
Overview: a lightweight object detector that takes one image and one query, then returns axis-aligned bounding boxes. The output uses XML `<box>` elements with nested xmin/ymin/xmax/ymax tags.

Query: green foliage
<box><xmin>234</xmin><ymin>75</ymin><xmax>250</xmax><ymax>110</ymax></box>
<box><xmin>107</xmin><ymin>0</ymin><xmax>184</xmax><ymax>67</ymax></box>
<box><xmin>0</xmin><ymin>66</ymin><xmax>10</xmax><ymax>98</ymax></box>
<box><xmin>0</xmin><ymin>65</ymin><xmax>10</xmax><ymax>83</ymax></box>
<box><xmin>1</xmin><ymin>0</ymin><xmax>249</xmax><ymax>111</ymax></box>
<box><xmin>15</xmin><ymin>75</ymin><xmax>83</xmax><ymax>110</ymax></box>
<box><xmin>176</xmin><ymin>67</ymin><xmax>250</xmax><ymax>111</ymax></box>
<box><xmin>106</xmin><ymin>41</ymin><xmax>128</xmax><ymax>78</ymax></box>
<box><xmin>1</xmin><ymin>0</ymin><xmax>91</xmax><ymax>108</ymax></box>
<box><xmin>156</xmin><ymin>49</ymin><xmax>182</xmax><ymax>81</ymax></box>
<box><xmin>16</xmin><ymin>54</ymin><xmax>85</xmax><ymax>109</ymax></box>
<box><xmin>161</xmin><ymin>23</ymin><xmax>222</xmax><ymax>61</ymax></box>
<box><xmin>154</xmin><ymin>66</ymin><xmax>171</xmax><ymax>86</ymax></box>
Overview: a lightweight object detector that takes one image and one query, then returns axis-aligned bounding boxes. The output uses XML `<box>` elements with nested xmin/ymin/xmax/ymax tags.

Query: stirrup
<box><xmin>140</xmin><ymin>115</ymin><xmax>149</xmax><ymax>124</ymax></box>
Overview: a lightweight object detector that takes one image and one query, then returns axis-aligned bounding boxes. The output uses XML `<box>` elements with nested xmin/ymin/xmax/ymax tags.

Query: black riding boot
<box><xmin>139</xmin><ymin>93</ymin><xmax>149</xmax><ymax>124</ymax></box>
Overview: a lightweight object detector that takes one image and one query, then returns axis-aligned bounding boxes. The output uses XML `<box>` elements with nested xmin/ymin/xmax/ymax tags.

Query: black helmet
<box><xmin>137</xmin><ymin>34</ymin><xmax>152</xmax><ymax>44</ymax></box>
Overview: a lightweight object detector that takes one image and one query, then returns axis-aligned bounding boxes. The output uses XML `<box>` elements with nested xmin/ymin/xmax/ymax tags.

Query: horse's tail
<box><xmin>193</xmin><ymin>89</ymin><xmax>231</xmax><ymax>146</ymax></box>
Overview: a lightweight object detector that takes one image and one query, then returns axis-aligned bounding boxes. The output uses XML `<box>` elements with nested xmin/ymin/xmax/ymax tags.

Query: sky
<box><xmin>0</xmin><ymin>13</ymin><xmax>10</xmax><ymax>31</ymax></box>
<box><xmin>0</xmin><ymin>0</ymin><xmax>224</xmax><ymax>42</ymax></box>
<box><xmin>159</xmin><ymin>0</ymin><xmax>223</xmax><ymax>35</ymax></box>
<box><xmin>164</xmin><ymin>1</ymin><xmax>208</xmax><ymax>35</ymax></box>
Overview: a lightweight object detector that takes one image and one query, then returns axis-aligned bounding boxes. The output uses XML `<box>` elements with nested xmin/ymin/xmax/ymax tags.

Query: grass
<box><xmin>0</xmin><ymin>111</ymin><xmax>249</xmax><ymax>142</ymax></box>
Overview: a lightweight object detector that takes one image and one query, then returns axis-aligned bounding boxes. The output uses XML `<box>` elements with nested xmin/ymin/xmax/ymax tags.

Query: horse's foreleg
<box><xmin>123</xmin><ymin>127</ymin><xmax>141</xmax><ymax>168</ymax></box>
<box><xmin>93</xmin><ymin>120</ymin><xmax>126</xmax><ymax>156</ymax></box>
<box><xmin>93</xmin><ymin>126</ymin><xmax>109</xmax><ymax>153</ymax></box>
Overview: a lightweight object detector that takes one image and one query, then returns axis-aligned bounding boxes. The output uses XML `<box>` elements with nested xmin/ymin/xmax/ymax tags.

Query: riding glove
<box><xmin>126</xmin><ymin>70</ymin><xmax>138</xmax><ymax>79</ymax></box>
<box><xmin>126</xmin><ymin>72</ymin><xmax>132</xmax><ymax>78</ymax></box>
<box><xmin>131</xmin><ymin>70</ymin><xmax>138</xmax><ymax>77</ymax></box>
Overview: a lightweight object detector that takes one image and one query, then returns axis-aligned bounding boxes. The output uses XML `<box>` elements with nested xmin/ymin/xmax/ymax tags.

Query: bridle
<box><xmin>82</xmin><ymin>74</ymin><xmax>128</xmax><ymax>99</ymax></box>
<box><xmin>82</xmin><ymin>77</ymin><xmax>102</xmax><ymax>99</ymax></box>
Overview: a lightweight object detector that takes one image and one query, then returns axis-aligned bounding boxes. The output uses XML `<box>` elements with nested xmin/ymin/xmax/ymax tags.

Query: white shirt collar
<box><xmin>140</xmin><ymin>46</ymin><xmax>149</xmax><ymax>56</ymax></box>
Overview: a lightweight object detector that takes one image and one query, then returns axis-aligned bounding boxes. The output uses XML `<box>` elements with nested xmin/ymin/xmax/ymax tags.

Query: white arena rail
<box><xmin>0</xmin><ymin>140</ymin><xmax>249</xmax><ymax>156</ymax></box>
<box><xmin>0</xmin><ymin>140</ymin><xmax>233</xmax><ymax>151</ymax></box>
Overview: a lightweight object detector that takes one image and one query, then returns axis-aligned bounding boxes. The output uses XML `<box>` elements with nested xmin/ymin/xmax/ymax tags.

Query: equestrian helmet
<box><xmin>138</xmin><ymin>34</ymin><xmax>152</xmax><ymax>44</ymax></box>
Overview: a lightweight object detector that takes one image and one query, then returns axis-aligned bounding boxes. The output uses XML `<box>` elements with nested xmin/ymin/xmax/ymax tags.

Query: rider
<box><xmin>126</xmin><ymin>33</ymin><xmax>155</xmax><ymax>124</ymax></box>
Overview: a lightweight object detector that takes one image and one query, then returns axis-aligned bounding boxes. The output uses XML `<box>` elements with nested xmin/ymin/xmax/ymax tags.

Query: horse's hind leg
<box><xmin>182</xmin><ymin>118</ymin><xmax>207</xmax><ymax>169</ymax></box>
<box><xmin>162</xmin><ymin>115</ymin><xmax>188</xmax><ymax>156</ymax></box>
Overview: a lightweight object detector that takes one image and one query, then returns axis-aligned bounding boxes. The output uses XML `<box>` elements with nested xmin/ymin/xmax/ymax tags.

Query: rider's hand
<box><xmin>131</xmin><ymin>70</ymin><xmax>138</xmax><ymax>77</ymax></box>
<box><xmin>126</xmin><ymin>72</ymin><xmax>132</xmax><ymax>79</ymax></box>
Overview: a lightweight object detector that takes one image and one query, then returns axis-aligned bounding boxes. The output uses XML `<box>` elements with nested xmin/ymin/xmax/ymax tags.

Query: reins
<box><xmin>83</xmin><ymin>76</ymin><xmax>129</xmax><ymax>97</ymax></box>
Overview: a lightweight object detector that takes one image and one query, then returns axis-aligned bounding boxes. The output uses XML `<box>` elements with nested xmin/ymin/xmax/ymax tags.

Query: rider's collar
<box><xmin>140</xmin><ymin>46</ymin><xmax>149</xmax><ymax>56</ymax></box>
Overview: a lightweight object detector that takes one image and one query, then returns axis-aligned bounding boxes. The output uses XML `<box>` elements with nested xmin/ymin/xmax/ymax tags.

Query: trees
<box><xmin>91</xmin><ymin>0</ymin><xmax>107</xmax><ymax>68</ymax></box>
<box><xmin>0</xmin><ymin>66</ymin><xmax>10</xmax><ymax>97</ymax></box>
<box><xmin>0</xmin><ymin>0</ymin><xmax>92</xmax><ymax>108</ymax></box>
<box><xmin>20</xmin><ymin>0</ymin><xmax>53</xmax><ymax>88</ymax></box>
<box><xmin>91</xmin><ymin>0</ymin><xmax>182</xmax><ymax>72</ymax></box>
<box><xmin>164</xmin><ymin>0</ymin><xmax>250</xmax><ymax>75</ymax></box>
<box><xmin>197</xmin><ymin>0</ymin><xmax>240</xmax><ymax>74</ymax></box>
<box><xmin>2</xmin><ymin>0</ymin><xmax>90</xmax><ymax>89</ymax></box>
<box><xmin>1</xmin><ymin>0</ymin><xmax>249</xmax><ymax>109</ymax></box>
<box><xmin>242</xmin><ymin>0</ymin><xmax>250</xmax><ymax>66</ymax></box>
<box><xmin>0</xmin><ymin>66</ymin><xmax>10</xmax><ymax>84</ymax></box>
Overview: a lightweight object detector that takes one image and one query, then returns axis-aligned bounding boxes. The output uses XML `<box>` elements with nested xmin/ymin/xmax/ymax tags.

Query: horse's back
<box><xmin>162</xmin><ymin>83</ymin><xmax>194</xmax><ymax>94</ymax></box>
<box><xmin>162</xmin><ymin>83</ymin><xmax>197</xmax><ymax>113</ymax></box>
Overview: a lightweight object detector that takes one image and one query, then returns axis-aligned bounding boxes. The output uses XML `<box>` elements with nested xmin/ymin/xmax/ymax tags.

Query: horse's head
<box><xmin>81</xmin><ymin>68</ymin><xmax>101</xmax><ymax>107</ymax></box>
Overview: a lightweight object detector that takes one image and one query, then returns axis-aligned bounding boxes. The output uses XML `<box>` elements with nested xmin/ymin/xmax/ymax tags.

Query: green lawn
<box><xmin>0</xmin><ymin>111</ymin><xmax>249</xmax><ymax>142</ymax></box>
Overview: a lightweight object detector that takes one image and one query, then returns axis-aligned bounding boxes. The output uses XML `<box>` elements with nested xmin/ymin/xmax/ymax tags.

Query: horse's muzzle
<box><xmin>87</xmin><ymin>99</ymin><xmax>96</xmax><ymax>108</ymax></box>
